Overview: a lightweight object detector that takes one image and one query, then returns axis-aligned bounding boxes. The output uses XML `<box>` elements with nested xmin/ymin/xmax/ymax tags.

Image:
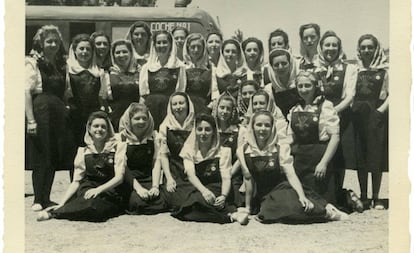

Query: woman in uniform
<box><xmin>182</xmin><ymin>33</ymin><xmax>212</xmax><ymax>114</ymax></box>
<box><xmin>106</xmin><ymin>39</ymin><xmax>140</xmax><ymax>132</ymax></box>
<box><xmin>125</xmin><ymin>21</ymin><xmax>152</xmax><ymax>70</ymax></box>
<box><xmin>26</xmin><ymin>25</ymin><xmax>75</xmax><ymax>211</ymax></box>
<box><xmin>241</xmin><ymin>37</ymin><xmax>264</xmax><ymax>84</ymax></box>
<box><xmin>237</xmin><ymin>110</ymin><xmax>348</xmax><ymax>223</ymax></box>
<box><xmin>352</xmin><ymin>34</ymin><xmax>389</xmax><ymax>210</ymax></box>
<box><xmin>37</xmin><ymin>111</ymin><xmax>127</xmax><ymax>222</ymax></box>
<box><xmin>90</xmin><ymin>32</ymin><xmax>112</xmax><ymax>71</ymax></box>
<box><xmin>118</xmin><ymin>103</ymin><xmax>169</xmax><ymax>214</ymax></box>
<box><xmin>206</xmin><ymin>32</ymin><xmax>223</xmax><ymax>68</ymax></box>
<box><xmin>297</xmin><ymin>23</ymin><xmax>321</xmax><ymax>72</ymax></box>
<box><xmin>139</xmin><ymin>30</ymin><xmax>186</xmax><ymax>130</ymax></box>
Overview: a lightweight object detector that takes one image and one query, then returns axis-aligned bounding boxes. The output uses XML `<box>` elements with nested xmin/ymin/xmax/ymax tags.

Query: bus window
<box><xmin>69</xmin><ymin>22</ymin><xmax>95</xmax><ymax>39</ymax></box>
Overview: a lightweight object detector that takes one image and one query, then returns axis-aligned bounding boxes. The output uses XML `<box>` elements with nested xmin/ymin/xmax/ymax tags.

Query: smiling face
<box><xmin>196</xmin><ymin>120</ymin><xmax>214</xmax><ymax>145</ymax></box>
<box><xmin>271</xmin><ymin>54</ymin><xmax>290</xmax><ymax>76</ymax></box>
<box><xmin>252</xmin><ymin>94</ymin><xmax>268</xmax><ymax>112</ymax></box>
<box><xmin>244</xmin><ymin>41</ymin><xmax>260</xmax><ymax>66</ymax></box>
<box><xmin>217</xmin><ymin>99</ymin><xmax>233</xmax><ymax>123</ymax></box>
<box><xmin>132</xmin><ymin>27</ymin><xmax>149</xmax><ymax>49</ymax></box>
<box><xmin>206</xmin><ymin>34</ymin><xmax>222</xmax><ymax>57</ymax></box>
<box><xmin>296</xmin><ymin>76</ymin><xmax>316</xmax><ymax>103</ymax></box>
<box><xmin>223</xmin><ymin>43</ymin><xmax>238</xmax><ymax>66</ymax></box>
<box><xmin>302</xmin><ymin>27</ymin><xmax>319</xmax><ymax>48</ymax></box>
<box><xmin>188</xmin><ymin>39</ymin><xmax>204</xmax><ymax>62</ymax></box>
<box><xmin>253</xmin><ymin>114</ymin><xmax>272</xmax><ymax>144</ymax></box>
<box><xmin>321</xmin><ymin>36</ymin><xmax>340</xmax><ymax>63</ymax></box>
<box><xmin>113</xmin><ymin>44</ymin><xmax>131</xmax><ymax>70</ymax></box>
<box><xmin>173</xmin><ymin>29</ymin><xmax>187</xmax><ymax>48</ymax></box>
<box><xmin>130</xmin><ymin>111</ymin><xmax>149</xmax><ymax>137</ymax></box>
<box><xmin>75</xmin><ymin>41</ymin><xmax>92</xmax><ymax>66</ymax></box>
<box><xmin>171</xmin><ymin>94</ymin><xmax>189</xmax><ymax>120</ymax></box>
<box><xmin>94</xmin><ymin>36</ymin><xmax>110</xmax><ymax>58</ymax></box>
<box><xmin>155</xmin><ymin>33</ymin><xmax>171</xmax><ymax>57</ymax></box>
<box><xmin>43</xmin><ymin>32</ymin><xmax>61</xmax><ymax>56</ymax></box>
<box><xmin>89</xmin><ymin>118</ymin><xmax>108</xmax><ymax>142</ymax></box>
<box><xmin>359</xmin><ymin>39</ymin><xmax>376</xmax><ymax>64</ymax></box>
<box><xmin>270</xmin><ymin>36</ymin><xmax>286</xmax><ymax>50</ymax></box>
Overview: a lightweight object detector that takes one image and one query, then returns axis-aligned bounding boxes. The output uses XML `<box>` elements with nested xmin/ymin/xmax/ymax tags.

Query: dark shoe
<box><xmin>361</xmin><ymin>199</ymin><xmax>371</xmax><ymax>210</ymax></box>
<box><xmin>43</xmin><ymin>201</ymin><xmax>58</xmax><ymax>208</ymax></box>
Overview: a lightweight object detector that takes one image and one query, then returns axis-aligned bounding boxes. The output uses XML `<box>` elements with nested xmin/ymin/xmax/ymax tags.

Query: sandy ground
<box><xmin>25</xmin><ymin>170</ymin><xmax>388</xmax><ymax>253</ymax></box>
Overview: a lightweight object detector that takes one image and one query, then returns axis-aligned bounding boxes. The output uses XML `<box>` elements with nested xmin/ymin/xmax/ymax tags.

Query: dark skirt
<box><xmin>230</xmin><ymin>171</ymin><xmax>245</xmax><ymax>207</ymax></box>
<box><xmin>351</xmin><ymin>103</ymin><xmax>388</xmax><ymax>172</ymax></box>
<box><xmin>171</xmin><ymin>182</ymin><xmax>236</xmax><ymax>224</ymax></box>
<box><xmin>333</xmin><ymin>108</ymin><xmax>355</xmax><ymax>169</ymax></box>
<box><xmin>255</xmin><ymin>182</ymin><xmax>328</xmax><ymax>224</ymax></box>
<box><xmin>52</xmin><ymin>179</ymin><xmax>124</xmax><ymax>222</ymax></box>
<box><xmin>291</xmin><ymin>143</ymin><xmax>337</xmax><ymax>204</ymax></box>
<box><xmin>126</xmin><ymin>179</ymin><xmax>170</xmax><ymax>215</ymax></box>
<box><xmin>145</xmin><ymin>94</ymin><xmax>169</xmax><ymax>130</ymax></box>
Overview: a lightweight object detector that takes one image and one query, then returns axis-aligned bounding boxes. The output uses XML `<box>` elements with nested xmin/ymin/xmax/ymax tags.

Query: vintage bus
<box><xmin>25</xmin><ymin>5</ymin><xmax>221</xmax><ymax>53</ymax></box>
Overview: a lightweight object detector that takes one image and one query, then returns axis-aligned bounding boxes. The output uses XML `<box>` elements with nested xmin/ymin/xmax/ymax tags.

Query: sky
<box><xmin>160</xmin><ymin>0</ymin><xmax>389</xmax><ymax>60</ymax></box>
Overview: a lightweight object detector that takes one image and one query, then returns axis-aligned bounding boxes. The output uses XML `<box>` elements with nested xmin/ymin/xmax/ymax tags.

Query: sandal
<box><xmin>348</xmin><ymin>190</ymin><xmax>364</xmax><ymax>213</ymax></box>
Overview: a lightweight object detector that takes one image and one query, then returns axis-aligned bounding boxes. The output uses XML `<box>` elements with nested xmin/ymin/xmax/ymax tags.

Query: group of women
<box><xmin>26</xmin><ymin>21</ymin><xmax>388</xmax><ymax>225</ymax></box>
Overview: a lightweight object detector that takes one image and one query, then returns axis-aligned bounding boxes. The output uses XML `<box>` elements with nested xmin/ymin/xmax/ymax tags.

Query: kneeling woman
<box><xmin>118</xmin><ymin>103</ymin><xmax>169</xmax><ymax>214</ymax></box>
<box><xmin>172</xmin><ymin>114</ymin><xmax>237</xmax><ymax>223</ymax></box>
<box><xmin>37</xmin><ymin>111</ymin><xmax>127</xmax><ymax>222</ymax></box>
<box><xmin>238</xmin><ymin>110</ymin><xmax>347</xmax><ymax>223</ymax></box>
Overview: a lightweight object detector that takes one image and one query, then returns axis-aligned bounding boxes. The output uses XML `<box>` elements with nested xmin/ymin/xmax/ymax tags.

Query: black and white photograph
<box><xmin>2</xmin><ymin>0</ymin><xmax>411</xmax><ymax>252</ymax></box>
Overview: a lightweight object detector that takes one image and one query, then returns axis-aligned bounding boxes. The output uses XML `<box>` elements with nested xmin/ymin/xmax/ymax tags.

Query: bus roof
<box><xmin>26</xmin><ymin>6</ymin><xmax>219</xmax><ymax>27</ymax></box>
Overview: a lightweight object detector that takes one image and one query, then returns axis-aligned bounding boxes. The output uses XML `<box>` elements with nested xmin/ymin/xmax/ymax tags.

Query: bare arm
<box><xmin>314</xmin><ymin>134</ymin><xmax>340</xmax><ymax>179</ymax></box>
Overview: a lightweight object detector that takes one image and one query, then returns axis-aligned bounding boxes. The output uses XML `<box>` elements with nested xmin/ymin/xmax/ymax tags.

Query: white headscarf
<box><xmin>182</xmin><ymin>33</ymin><xmax>209</xmax><ymax>69</ymax></box>
<box><xmin>84</xmin><ymin>111</ymin><xmax>117</xmax><ymax>153</ymax></box>
<box><xmin>266</xmin><ymin>48</ymin><xmax>296</xmax><ymax>92</ymax></box>
<box><xmin>139</xmin><ymin>31</ymin><xmax>186</xmax><ymax>96</ymax></box>
<box><xmin>125</xmin><ymin>21</ymin><xmax>151</xmax><ymax>61</ymax></box>
<box><xmin>158</xmin><ymin>92</ymin><xmax>195</xmax><ymax>136</ymax></box>
<box><xmin>118</xmin><ymin>102</ymin><xmax>155</xmax><ymax>144</ymax></box>
<box><xmin>180</xmin><ymin>115</ymin><xmax>221</xmax><ymax>163</ymax></box>
<box><xmin>215</xmin><ymin>39</ymin><xmax>247</xmax><ymax>78</ymax></box>
<box><xmin>244</xmin><ymin>111</ymin><xmax>279</xmax><ymax>156</ymax></box>
<box><xmin>315</xmin><ymin>31</ymin><xmax>346</xmax><ymax>78</ymax></box>
<box><xmin>357</xmin><ymin>35</ymin><xmax>388</xmax><ymax>70</ymax></box>
<box><xmin>110</xmin><ymin>39</ymin><xmax>138</xmax><ymax>74</ymax></box>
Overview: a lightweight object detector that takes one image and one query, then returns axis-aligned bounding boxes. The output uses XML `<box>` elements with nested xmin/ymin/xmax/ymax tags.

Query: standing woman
<box><xmin>172</xmin><ymin>114</ymin><xmax>238</xmax><ymax>224</ymax></box>
<box><xmin>172</xmin><ymin>26</ymin><xmax>189</xmax><ymax>61</ymax></box>
<box><xmin>237</xmin><ymin>80</ymin><xmax>260</xmax><ymax>121</ymax></box>
<box><xmin>241</xmin><ymin>37</ymin><xmax>264</xmax><ymax>84</ymax></box>
<box><xmin>263</xmin><ymin>48</ymin><xmax>300</xmax><ymax>118</ymax></box>
<box><xmin>212</xmin><ymin>39</ymin><xmax>247</xmax><ymax>102</ymax></box>
<box><xmin>107</xmin><ymin>39</ymin><xmax>140</xmax><ymax>132</ymax></box>
<box><xmin>139</xmin><ymin>30</ymin><xmax>186</xmax><ymax>130</ymax></box>
<box><xmin>37</xmin><ymin>111</ymin><xmax>127</xmax><ymax>222</ymax></box>
<box><xmin>315</xmin><ymin>31</ymin><xmax>358</xmax><ymax>193</ymax></box>
<box><xmin>90</xmin><ymin>32</ymin><xmax>112</xmax><ymax>71</ymax></box>
<box><xmin>287</xmin><ymin>71</ymin><xmax>340</xmax><ymax>204</ymax></box>
<box><xmin>125</xmin><ymin>21</ymin><xmax>151</xmax><ymax>70</ymax></box>
<box><xmin>182</xmin><ymin>33</ymin><xmax>212</xmax><ymax>114</ymax></box>
<box><xmin>268</xmin><ymin>29</ymin><xmax>291</xmax><ymax>51</ymax></box>
<box><xmin>297</xmin><ymin>23</ymin><xmax>321</xmax><ymax>72</ymax></box>
<box><xmin>26</xmin><ymin>25</ymin><xmax>76</xmax><ymax>211</ymax></box>
<box><xmin>352</xmin><ymin>34</ymin><xmax>389</xmax><ymax>209</ymax></box>
<box><xmin>118</xmin><ymin>103</ymin><xmax>169</xmax><ymax>214</ymax></box>
<box><xmin>237</xmin><ymin>110</ymin><xmax>348</xmax><ymax>223</ymax></box>
<box><xmin>205</xmin><ymin>32</ymin><xmax>223</xmax><ymax>68</ymax></box>
<box><xmin>66</xmin><ymin>34</ymin><xmax>108</xmax><ymax>147</ymax></box>
<box><xmin>157</xmin><ymin>92</ymin><xmax>195</xmax><ymax>209</ymax></box>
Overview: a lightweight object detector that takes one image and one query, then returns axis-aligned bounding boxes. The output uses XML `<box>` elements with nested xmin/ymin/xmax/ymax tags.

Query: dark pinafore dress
<box><xmin>351</xmin><ymin>69</ymin><xmax>388</xmax><ymax>171</ymax></box>
<box><xmin>52</xmin><ymin>149</ymin><xmax>125</xmax><ymax>222</ymax></box>
<box><xmin>220</xmin><ymin>129</ymin><xmax>243</xmax><ymax>207</ymax></box>
<box><xmin>290</xmin><ymin>102</ymin><xmax>337</xmax><ymax>204</ymax></box>
<box><xmin>185</xmin><ymin>68</ymin><xmax>212</xmax><ymax>114</ymax></box>
<box><xmin>245</xmin><ymin>152</ymin><xmax>327</xmax><ymax>223</ymax></box>
<box><xmin>125</xmin><ymin>140</ymin><xmax>169</xmax><ymax>214</ymax></box>
<box><xmin>171</xmin><ymin>157</ymin><xmax>236</xmax><ymax>224</ymax></box>
<box><xmin>109</xmin><ymin>72</ymin><xmax>140</xmax><ymax>132</ymax></box>
<box><xmin>163</xmin><ymin>128</ymin><xmax>196</xmax><ymax>209</ymax></box>
<box><xmin>263</xmin><ymin>68</ymin><xmax>301</xmax><ymax>119</ymax></box>
<box><xmin>145</xmin><ymin>68</ymin><xmax>179</xmax><ymax>129</ymax></box>
<box><xmin>27</xmin><ymin>60</ymin><xmax>76</xmax><ymax>206</ymax></box>
<box><xmin>298</xmin><ymin>60</ymin><xmax>317</xmax><ymax>72</ymax></box>
<box><xmin>68</xmin><ymin>71</ymin><xmax>101</xmax><ymax>146</ymax></box>
<box><xmin>217</xmin><ymin>74</ymin><xmax>243</xmax><ymax>99</ymax></box>
<box><xmin>316</xmin><ymin>64</ymin><xmax>353</xmax><ymax>169</ymax></box>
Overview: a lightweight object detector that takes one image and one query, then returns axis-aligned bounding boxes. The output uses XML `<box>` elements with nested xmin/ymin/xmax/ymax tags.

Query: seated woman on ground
<box><xmin>37</xmin><ymin>111</ymin><xmax>127</xmax><ymax>222</ymax></box>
